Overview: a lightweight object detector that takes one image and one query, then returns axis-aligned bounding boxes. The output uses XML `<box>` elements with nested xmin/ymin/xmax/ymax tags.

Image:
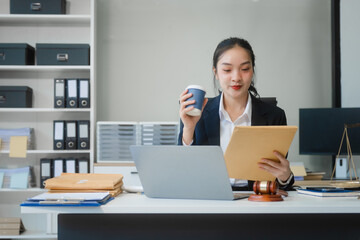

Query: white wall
<box><xmin>340</xmin><ymin>0</ymin><xmax>360</xmax><ymax>173</ymax></box>
<box><xmin>341</xmin><ymin>0</ymin><xmax>360</xmax><ymax>107</ymax></box>
<box><xmin>96</xmin><ymin>0</ymin><xmax>333</xmax><ymax>173</ymax></box>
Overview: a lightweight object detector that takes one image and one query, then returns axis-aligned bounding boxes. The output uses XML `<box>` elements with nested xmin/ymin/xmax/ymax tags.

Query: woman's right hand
<box><xmin>179</xmin><ymin>89</ymin><xmax>208</xmax><ymax>144</ymax></box>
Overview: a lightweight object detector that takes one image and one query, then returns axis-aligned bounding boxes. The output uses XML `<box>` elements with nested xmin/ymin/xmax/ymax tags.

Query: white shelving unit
<box><xmin>0</xmin><ymin>150</ymin><xmax>91</xmax><ymax>154</ymax></box>
<box><xmin>0</xmin><ymin>14</ymin><xmax>91</xmax><ymax>23</ymax></box>
<box><xmin>0</xmin><ymin>0</ymin><xmax>96</xmax><ymax>238</ymax></box>
<box><xmin>0</xmin><ymin>231</ymin><xmax>57</xmax><ymax>239</ymax></box>
<box><xmin>0</xmin><ymin>108</ymin><xmax>91</xmax><ymax>112</ymax></box>
<box><xmin>0</xmin><ymin>66</ymin><xmax>91</xmax><ymax>71</ymax></box>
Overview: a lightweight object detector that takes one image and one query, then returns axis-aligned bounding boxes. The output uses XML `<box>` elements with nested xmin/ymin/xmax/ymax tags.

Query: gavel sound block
<box><xmin>248</xmin><ymin>181</ymin><xmax>283</xmax><ymax>202</ymax></box>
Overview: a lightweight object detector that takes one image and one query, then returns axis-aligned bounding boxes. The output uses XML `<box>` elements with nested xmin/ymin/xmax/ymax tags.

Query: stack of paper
<box><xmin>0</xmin><ymin>128</ymin><xmax>34</xmax><ymax>150</ymax></box>
<box><xmin>0</xmin><ymin>218</ymin><xmax>25</xmax><ymax>236</ymax></box>
<box><xmin>303</xmin><ymin>172</ymin><xmax>326</xmax><ymax>180</ymax></box>
<box><xmin>297</xmin><ymin>187</ymin><xmax>360</xmax><ymax>197</ymax></box>
<box><xmin>0</xmin><ymin>166</ymin><xmax>35</xmax><ymax>189</ymax></box>
<box><xmin>44</xmin><ymin>173</ymin><xmax>123</xmax><ymax>197</ymax></box>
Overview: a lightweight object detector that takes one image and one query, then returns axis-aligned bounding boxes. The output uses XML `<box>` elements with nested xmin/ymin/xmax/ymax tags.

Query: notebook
<box><xmin>130</xmin><ymin>145</ymin><xmax>250</xmax><ymax>200</ymax></box>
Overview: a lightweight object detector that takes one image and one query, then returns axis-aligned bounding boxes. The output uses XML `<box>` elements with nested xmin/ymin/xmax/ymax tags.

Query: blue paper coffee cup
<box><xmin>186</xmin><ymin>85</ymin><xmax>206</xmax><ymax>116</ymax></box>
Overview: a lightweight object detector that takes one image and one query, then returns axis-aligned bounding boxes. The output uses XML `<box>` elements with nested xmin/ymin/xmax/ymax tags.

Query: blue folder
<box><xmin>20</xmin><ymin>198</ymin><xmax>113</xmax><ymax>207</ymax></box>
<box><xmin>20</xmin><ymin>192</ymin><xmax>113</xmax><ymax>207</ymax></box>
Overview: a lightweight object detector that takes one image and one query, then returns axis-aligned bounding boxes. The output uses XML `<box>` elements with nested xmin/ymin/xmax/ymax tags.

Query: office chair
<box><xmin>259</xmin><ymin>97</ymin><xmax>277</xmax><ymax>106</ymax></box>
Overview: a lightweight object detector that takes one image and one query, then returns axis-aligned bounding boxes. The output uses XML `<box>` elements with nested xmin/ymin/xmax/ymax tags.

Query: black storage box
<box><xmin>36</xmin><ymin>44</ymin><xmax>90</xmax><ymax>65</ymax></box>
<box><xmin>10</xmin><ymin>0</ymin><xmax>66</xmax><ymax>14</ymax></box>
<box><xmin>0</xmin><ymin>86</ymin><xmax>33</xmax><ymax>108</ymax></box>
<box><xmin>0</xmin><ymin>43</ymin><xmax>35</xmax><ymax>65</ymax></box>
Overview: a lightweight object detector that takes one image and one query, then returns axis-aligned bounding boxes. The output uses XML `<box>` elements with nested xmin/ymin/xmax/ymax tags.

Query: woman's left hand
<box><xmin>258</xmin><ymin>151</ymin><xmax>292</xmax><ymax>182</ymax></box>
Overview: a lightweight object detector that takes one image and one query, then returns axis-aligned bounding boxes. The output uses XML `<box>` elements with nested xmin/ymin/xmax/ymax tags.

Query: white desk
<box><xmin>21</xmin><ymin>191</ymin><xmax>360</xmax><ymax>214</ymax></box>
<box><xmin>20</xmin><ymin>192</ymin><xmax>360</xmax><ymax>237</ymax></box>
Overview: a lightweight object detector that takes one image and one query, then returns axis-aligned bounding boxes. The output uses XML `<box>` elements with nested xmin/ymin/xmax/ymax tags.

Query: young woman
<box><xmin>178</xmin><ymin>37</ymin><xmax>294</xmax><ymax>190</ymax></box>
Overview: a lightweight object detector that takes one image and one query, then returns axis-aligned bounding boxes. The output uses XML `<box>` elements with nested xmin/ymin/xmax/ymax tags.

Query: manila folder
<box><xmin>224</xmin><ymin>126</ymin><xmax>297</xmax><ymax>181</ymax></box>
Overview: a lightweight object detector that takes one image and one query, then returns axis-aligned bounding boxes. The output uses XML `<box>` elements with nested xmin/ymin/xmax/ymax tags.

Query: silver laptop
<box><xmin>130</xmin><ymin>145</ymin><xmax>250</xmax><ymax>200</ymax></box>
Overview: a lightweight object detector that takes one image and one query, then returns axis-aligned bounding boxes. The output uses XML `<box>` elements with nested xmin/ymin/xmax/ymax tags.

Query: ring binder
<box><xmin>78</xmin><ymin>79</ymin><xmax>90</xmax><ymax>108</ymax></box>
<box><xmin>77</xmin><ymin>120</ymin><xmax>90</xmax><ymax>149</ymax></box>
<box><xmin>40</xmin><ymin>158</ymin><xmax>53</xmax><ymax>188</ymax></box>
<box><xmin>66</xmin><ymin>79</ymin><xmax>78</xmax><ymax>108</ymax></box>
<box><xmin>65</xmin><ymin>121</ymin><xmax>77</xmax><ymax>150</ymax></box>
<box><xmin>53</xmin><ymin>121</ymin><xmax>65</xmax><ymax>150</ymax></box>
<box><xmin>78</xmin><ymin>158</ymin><xmax>89</xmax><ymax>173</ymax></box>
<box><xmin>54</xmin><ymin>79</ymin><xmax>66</xmax><ymax>108</ymax></box>
<box><xmin>53</xmin><ymin>158</ymin><xmax>64</xmax><ymax>177</ymax></box>
<box><xmin>65</xmin><ymin>158</ymin><xmax>77</xmax><ymax>173</ymax></box>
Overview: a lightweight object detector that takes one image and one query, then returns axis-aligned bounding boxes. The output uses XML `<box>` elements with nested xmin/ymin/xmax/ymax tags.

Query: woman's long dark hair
<box><xmin>212</xmin><ymin>37</ymin><xmax>259</xmax><ymax>97</ymax></box>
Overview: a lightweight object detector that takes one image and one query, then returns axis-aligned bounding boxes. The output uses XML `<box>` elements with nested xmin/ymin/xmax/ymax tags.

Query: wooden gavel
<box><xmin>253</xmin><ymin>181</ymin><xmax>278</xmax><ymax>195</ymax></box>
<box><xmin>248</xmin><ymin>181</ymin><xmax>285</xmax><ymax>202</ymax></box>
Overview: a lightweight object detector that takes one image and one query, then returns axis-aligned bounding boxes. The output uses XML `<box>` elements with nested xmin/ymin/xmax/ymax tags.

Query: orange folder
<box><xmin>44</xmin><ymin>173</ymin><xmax>123</xmax><ymax>190</ymax></box>
<box><xmin>224</xmin><ymin>126</ymin><xmax>298</xmax><ymax>181</ymax></box>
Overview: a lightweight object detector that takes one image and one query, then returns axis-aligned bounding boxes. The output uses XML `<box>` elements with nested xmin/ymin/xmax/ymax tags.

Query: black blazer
<box><xmin>178</xmin><ymin>94</ymin><xmax>294</xmax><ymax>190</ymax></box>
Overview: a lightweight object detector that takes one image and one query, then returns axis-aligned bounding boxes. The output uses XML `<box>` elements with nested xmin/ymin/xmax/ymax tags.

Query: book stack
<box><xmin>290</xmin><ymin>162</ymin><xmax>326</xmax><ymax>181</ymax></box>
<box><xmin>0</xmin><ymin>218</ymin><xmax>25</xmax><ymax>236</ymax></box>
<box><xmin>44</xmin><ymin>173</ymin><xmax>124</xmax><ymax>197</ymax></box>
<box><xmin>303</xmin><ymin>172</ymin><xmax>326</xmax><ymax>180</ymax></box>
<box><xmin>290</xmin><ymin>162</ymin><xmax>307</xmax><ymax>181</ymax></box>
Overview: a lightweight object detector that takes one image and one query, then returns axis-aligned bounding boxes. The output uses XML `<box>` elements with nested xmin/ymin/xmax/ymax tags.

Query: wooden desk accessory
<box><xmin>248</xmin><ymin>181</ymin><xmax>283</xmax><ymax>202</ymax></box>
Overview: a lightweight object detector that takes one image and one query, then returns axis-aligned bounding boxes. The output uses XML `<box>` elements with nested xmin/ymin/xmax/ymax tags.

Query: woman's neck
<box><xmin>223</xmin><ymin>93</ymin><xmax>248</xmax><ymax>122</ymax></box>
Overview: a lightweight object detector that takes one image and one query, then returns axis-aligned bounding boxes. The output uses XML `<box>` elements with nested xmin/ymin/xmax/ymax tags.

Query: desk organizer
<box><xmin>96</xmin><ymin>122</ymin><xmax>179</xmax><ymax>163</ymax></box>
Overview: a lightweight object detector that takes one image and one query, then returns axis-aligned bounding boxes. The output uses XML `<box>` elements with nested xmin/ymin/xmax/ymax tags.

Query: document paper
<box><xmin>224</xmin><ymin>126</ymin><xmax>297</xmax><ymax>181</ymax></box>
<box><xmin>9</xmin><ymin>136</ymin><xmax>28</xmax><ymax>158</ymax></box>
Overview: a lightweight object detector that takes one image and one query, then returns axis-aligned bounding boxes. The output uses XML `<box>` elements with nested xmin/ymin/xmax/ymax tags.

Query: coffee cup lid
<box><xmin>186</xmin><ymin>85</ymin><xmax>206</xmax><ymax>93</ymax></box>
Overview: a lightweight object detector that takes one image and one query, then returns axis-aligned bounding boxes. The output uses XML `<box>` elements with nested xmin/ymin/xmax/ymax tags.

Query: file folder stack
<box><xmin>0</xmin><ymin>166</ymin><xmax>36</xmax><ymax>189</ymax></box>
<box><xmin>44</xmin><ymin>173</ymin><xmax>123</xmax><ymax>197</ymax></box>
<box><xmin>53</xmin><ymin>120</ymin><xmax>90</xmax><ymax>150</ymax></box>
<box><xmin>54</xmin><ymin>78</ymin><xmax>90</xmax><ymax>108</ymax></box>
<box><xmin>0</xmin><ymin>218</ymin><xmax>25</xmax><ymax>236</ymax></box>
<box><xmin>97</xmin><ymin>122</ymin><xmax>139</xmax><ymax>162</ymax></box>
<box><xmin>140</xmin><ymin>122</ymin><xmax>179</xmax><ymax>145</ymax></box>
<box><xmin>0</xmin><ymin>128</ymin><xmax>34</xmax><ymax>150</ymax></box>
